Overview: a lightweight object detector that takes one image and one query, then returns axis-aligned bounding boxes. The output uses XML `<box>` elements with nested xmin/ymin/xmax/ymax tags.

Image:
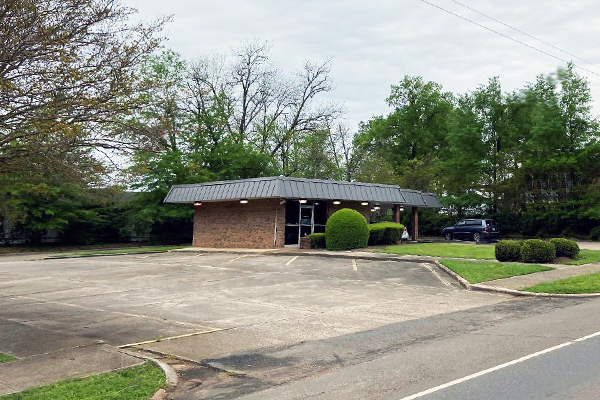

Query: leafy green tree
<box><xmin>354</xmin><ymin>76</ymin><xmax>453</xmax><ymax>192</ymax></box>
<box><xmin>0</xmin><ymin>0</ymin><xmax>167</xmax><ymax>168</ymax></box>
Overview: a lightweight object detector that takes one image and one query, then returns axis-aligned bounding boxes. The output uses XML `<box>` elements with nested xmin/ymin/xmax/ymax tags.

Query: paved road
<box><xmin>408</xmin><ymin>333</ymin><xmax>600</xmax><ymax>400</ymax></box>
<box><xmin>224</xmin><ymin>297</ymin><xmax>600</xmax><ymax>400</ymax></box>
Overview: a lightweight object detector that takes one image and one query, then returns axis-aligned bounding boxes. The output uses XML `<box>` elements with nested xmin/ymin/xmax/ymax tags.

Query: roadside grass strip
<box><xmin>0</xmin><ymin>361</ymin><xmax>165</xmax><ymax>400</ymax></box>
<box><xmin>523</xmin><ymin>272</ymin><xmax>600</xmax><ymax>294</ymax></box>
<box><xmin>48</xmin><ymin>246</ymin><xmax>187</xmax><ymax>258</ymax></box>
<box><xmin>382</xmin><ymin>243</ymin><xmax>600</xmax><ymax>266</ymax></box>
<box><xmin>440</xmin><ymin>260</ymin><xmax>554</xmax><ymax>284</ymax></box>
<box><xmin>0</xmin><ymin>352</ymin><xmax>15</xmax><ymax>364</ymax></box>
<box><xmin>561</xmin><ymin>249</ymin><xmax>600</xmax><ymax>266</ymax></box>
<box><xmin>382</xmin><ymin>243</ymin><xmax>496</xmax><ymax>260</ymax></box>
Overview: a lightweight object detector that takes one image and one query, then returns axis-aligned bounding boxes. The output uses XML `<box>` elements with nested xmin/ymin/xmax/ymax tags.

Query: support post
<box><xmin>392</xmin><ymin>205</ymin><xmax>400</xmax><ymax>224</ymax></box>
<box><xmin>411</xmin><ymin>207</ymin><xmax>419</xmax><ymax>241</ymax></box>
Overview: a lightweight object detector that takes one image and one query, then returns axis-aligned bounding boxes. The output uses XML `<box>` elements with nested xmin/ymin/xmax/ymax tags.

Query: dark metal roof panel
<box><xmin>399</xmin><ymin>189</ymin><xmax>427</xmax><ymax>207</ymax></box>
<box><xmin>163</xmin><ymin>177</ymin><xmax>439</xmax><ymax>207</ymax></box>
<box><xmin>422</xmin><ymin>193</ymin><xmax>442</xmax><ymax>208</ymax></box>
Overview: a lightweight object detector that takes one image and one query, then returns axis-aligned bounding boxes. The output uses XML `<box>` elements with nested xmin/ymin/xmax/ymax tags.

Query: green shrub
<box><xmin>495</xmin><ymin>240</ymin><xmax>522</xmax><ymax>262</ymax></box>
<box><xmin>368</xmin><ymin>227</ymin><xmax>385</xmax><ymax>245</ymax></box>
<box><xmin>307</xmin><ymin>233</ymin><xmax>326</xmax><ymax>249</ymax></box>
<box><xmin>368</xmin><ymin>222</ymin><xmax>405</xmax><ymax>245</ymax></box>
<box><xmin>520</xmin><ymin>239</ymin><xmax>556</xmax><ymax>263</ymax></box>
<box><xmin>591</xmin><ymin>226</ymin><xmax>600</xmax><ymax>241</ymax></box>
<box><xmin>326</xmin><ymin>209</ymin><xmax>369</xmax><ymax>250</ymax></box>
<box><xmin>549</xmin><ymin>238</ymin><xmax>580</xmax><ymax>258</ymax></box>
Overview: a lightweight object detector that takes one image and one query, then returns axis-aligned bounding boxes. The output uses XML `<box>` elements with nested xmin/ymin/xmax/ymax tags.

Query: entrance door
<box><xmin>284</xmin><ymin>200</ymin><xmax>328</xmax><ymax>245</ymax></box>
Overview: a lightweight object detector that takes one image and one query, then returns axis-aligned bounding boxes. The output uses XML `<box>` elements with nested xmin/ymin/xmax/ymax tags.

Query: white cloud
<box><xmin>122</xmin><ymin>0</ymin><xmax>600</xmax><ymax>130</ymax></box>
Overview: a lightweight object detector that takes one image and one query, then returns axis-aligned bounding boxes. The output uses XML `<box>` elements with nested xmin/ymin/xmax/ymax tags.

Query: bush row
<box><xmin>368</xmin><ymin>222</ymin><xmax>405</xmax><ymax>246</ymax></box>
<box><xmin>306</xmin><ymin>233</ymin><xmax>326</xmax><ymax>249</ymax></box>
<box><xmin>310</xmin><ymin>212</ymin><xmax>405</xmax><ymax>250</ymax></box>
<box><xmin>495</xmin><ymin>238</ymin><xmax>580</xmax><ymax>263</ymax></box>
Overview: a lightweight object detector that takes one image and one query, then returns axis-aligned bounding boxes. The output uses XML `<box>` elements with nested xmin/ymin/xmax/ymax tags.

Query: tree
<box><xmin>353</xmin><ymin>76</ymin><xmax>453</xmax><ymax>191</ymax></box>
<box><xmin>0</xmin><ymin>0</ymin><xmax>167</xmax><ymax>169</ymax></box>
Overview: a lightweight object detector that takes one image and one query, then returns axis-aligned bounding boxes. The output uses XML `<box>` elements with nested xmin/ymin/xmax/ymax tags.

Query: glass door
<box><xmin>284</xmin><ymin>200</ymin><xmax>328</xmax><ymax>245</ymax></box>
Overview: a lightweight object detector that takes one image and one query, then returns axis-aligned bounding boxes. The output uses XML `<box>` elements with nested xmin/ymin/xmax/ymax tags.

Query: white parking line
<box><xmin>286</xmin><ymin>256</ymin><xmax>299</xmax><ymax>266</ymax></box>
<box><xmin>118</xmin><ymin>328</ymin><xmax>224</xmax><ymax>348</ymax></box>
<box><xmin>398</xmin><ymin>330</ymin><xmax>600</xmax><ymax>400</ymax></box>
<box><xmin>422</xmin><ymin>263</ymin><xmax>453</xmax><ymax>289</ymax></box>
<box><xmin>228</xmin><ymin>254</ymin><xmax>249</xmax><ymax>263</ymax></box>
<box><xmin>353</xmin><ymin>259</ymin><xmax>358</xmax><ymax>271</ymax></box>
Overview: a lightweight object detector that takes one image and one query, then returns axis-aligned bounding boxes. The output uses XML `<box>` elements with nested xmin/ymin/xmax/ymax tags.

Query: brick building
<box><xmin>163</xmin><ymin>177</ymin><xmax>441</xmax><ymax>249</ymax></box>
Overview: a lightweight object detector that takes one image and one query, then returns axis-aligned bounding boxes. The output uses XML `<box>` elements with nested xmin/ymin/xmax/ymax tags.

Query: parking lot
<box><xmin>0</xmin><ymin>252</ymin><xmax>511</xmax><ymax>362</ymax></box>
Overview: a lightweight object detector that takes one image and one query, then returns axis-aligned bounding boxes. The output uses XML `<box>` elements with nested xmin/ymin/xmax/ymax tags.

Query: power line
<box><xmin>449</xmin><ymin>0</ymin><xmax>600</xmax><ymax>71</ymax></box>
<box><xmin>418</xmin><ymin>0</ymin><xmax>600</xmax><ymax>78</ymax></box>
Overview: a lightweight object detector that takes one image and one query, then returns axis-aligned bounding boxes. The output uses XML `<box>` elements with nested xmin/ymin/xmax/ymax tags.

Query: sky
<box><xmin>120</xmin><ymin>0</ymin><xmax>600</xmax><ymax>132</ymax></box>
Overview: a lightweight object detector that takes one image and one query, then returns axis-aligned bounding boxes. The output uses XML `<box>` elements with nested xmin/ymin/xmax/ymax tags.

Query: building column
<box><xmin>410</xmin><ymin>207</ymin><xmax>419</xmax><ymax>241</ymax></box>
<box><xmin>392</xmin><ymin>205</ymin><xmax>400</xmax><ymax>224</ymax></box>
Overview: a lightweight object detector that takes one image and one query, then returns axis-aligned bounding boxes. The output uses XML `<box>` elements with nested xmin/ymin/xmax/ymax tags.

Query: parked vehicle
<box><xmin>442</xmin><ymin>219</ymin><xmax>499</xmax><ymax>242</ymax></box>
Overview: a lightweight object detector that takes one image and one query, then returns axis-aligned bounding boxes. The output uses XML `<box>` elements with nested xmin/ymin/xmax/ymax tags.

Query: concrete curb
<box><xmin>172</xmin><ymin>247</ymin><xmax>436</xmax><ymax>264</ymax></box>
<box><xmin>118</xmin><ymin>349</ymin><xmax>179</xmax><ymax>398</ymax></box>
<box><xmin>45</xmin><ymin>250</ymin><xmax>170</xmax><ymax>260</ymax></box>
<box><xmin>268</xmin><ymin>251</ymin><xmax>435</xmax><ymax>264</ymax></box>
<box><xmin>433</xmin><ymin>261</ymin><xmax>600</xmax><ymax>299</ymax></box>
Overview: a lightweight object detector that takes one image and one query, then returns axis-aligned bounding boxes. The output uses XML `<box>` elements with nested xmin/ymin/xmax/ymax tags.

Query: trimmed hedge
<box><xmin>368</xmin><ymin>222</ymin><xmax>405</xmax><ymax>246</ymax></box>
<box><xmin>520</xmin><ymin>239</ymin><xmax>556</xmax><ymax>263</ymax></box>
<box><xmin>325</xmin><ymin>208</ymin><xmax>369</xmax><ymax>250</ymax></box>
<box><xmin>591</xmin><ymin>226</ymin><xmax>600</xmax><ymax>241</ymax></box>
<box><xmin>549</xmin><ymin>238</ymin><xmax>580</xmax><ymax>258</ymax></box>
<box><xmin>495</xmin><ymin>240</ymin><xmax>522</xmax><ymax>262</ymax></box>
<box><xmin>307</xmin><ymin>233</ymin><xmax>326</xmax><ymax>249</ymax></box>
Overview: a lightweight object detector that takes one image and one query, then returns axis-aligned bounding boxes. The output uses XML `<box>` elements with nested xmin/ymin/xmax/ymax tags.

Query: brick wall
<box><xmin>327</xmin><ymin>201</ymin><xmax>371</xmax><ymax>223</ymax></box>
<box><xmin>193</xmin><ymin>199</ymin><xmax>285</xmax><ymax>249</ymax></box>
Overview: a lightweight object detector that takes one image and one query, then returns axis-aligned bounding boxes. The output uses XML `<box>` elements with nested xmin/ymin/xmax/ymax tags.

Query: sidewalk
<box><xmin>475</xmin><ymin>262</ymin><xmax>600</xmax><ymax>292</ymax></box>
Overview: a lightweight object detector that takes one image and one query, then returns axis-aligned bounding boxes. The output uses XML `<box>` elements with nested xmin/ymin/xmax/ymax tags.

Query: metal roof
<box><xmin>163</xmin><ymin>176</ymin><xmax>441</xmax><ymax>208</ymax></box>
<box><xmin>421</xmin><ymin>192</ymin><xmax>443</xmax><ymax>208</ymax></box>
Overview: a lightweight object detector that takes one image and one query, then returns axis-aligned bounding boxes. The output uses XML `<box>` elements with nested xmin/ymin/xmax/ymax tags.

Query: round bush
<box><xmin>326</xmin><ymin>208</ymin><xmax>369</xmax><ymax>250</ymax></box>
<box><xmin>520</xmin><ymin>239</ymin><xmax>556</xmax><ymax>263</ymax></box>
<box><xmin>591</xmin><ymin>226</ymin><xmax>600</xmax><ymax>241</ymax></box>
<box><xmin>495</xmin><ymin>240</ymin><xmax>522</xmax><ymax>262</ymax></box>
<box><xmin>549</xmin><ymin>238</ymin><xmax>580</xmax><ymax>258</ymax></box>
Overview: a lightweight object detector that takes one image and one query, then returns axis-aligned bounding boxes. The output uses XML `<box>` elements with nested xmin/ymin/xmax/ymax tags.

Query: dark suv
<box><xmin>442</xmin><ymin>219</ymin><xmax>499</xmax><ymax>242</ymax></box>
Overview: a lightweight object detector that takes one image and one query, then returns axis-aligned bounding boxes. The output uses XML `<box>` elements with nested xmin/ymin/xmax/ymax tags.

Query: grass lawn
<box><xmin>382</xmin><ymin>243</ymin><xmax>600</xmax><ymax>266</ymax></box>
<box><xmin>382</xmin><ymin>243</ymin><xmax>496</xmax><ymax>260</ymax></box>
<box><xmin>0</xmin><ymin>352</ymin><xmax>16</xmax><ymax>364</ymax></box>
<box><xmin>523</xmin><ymin>272</ymin><xmax>600</xmax><ymax>294</ymax></box>
<box><xmin>48</xmin><ymin>246</ymin><xmax>187</xmax><ymax>258</ymax></box>
<box><xmin>0</xmin><ymin>361</ymin><xmax>165</xmax><ymax>400</ymax></box>
<box><xmin>560</xmin><ymin>249</ymin><xmax>600</xmax><ymax>266</ymax></box>
<box><xmin>440</xmin><ymin>259</ymin><xmax>554</xmax><ymax>284</ymax></box>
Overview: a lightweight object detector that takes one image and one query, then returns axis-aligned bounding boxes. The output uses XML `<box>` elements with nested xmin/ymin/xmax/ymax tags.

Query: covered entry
<box><xmin>284</xmin><ymin>200</ymin><xmax>328</xmax><ymax>245</ymax></box>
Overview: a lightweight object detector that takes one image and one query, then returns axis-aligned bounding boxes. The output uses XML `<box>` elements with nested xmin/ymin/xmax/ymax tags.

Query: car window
<box><xmin>456</xmin><ymin>220</ymin><xmax>466</xmax><ymax>226</ymax></box>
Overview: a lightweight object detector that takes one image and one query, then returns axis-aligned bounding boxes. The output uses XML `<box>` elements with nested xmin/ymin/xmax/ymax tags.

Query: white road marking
<box><xmin>228</xmin><ymin>254</ymin><xmax>249</xmax><ymax>263</ymax></box>
<box><xmin>422</xmin><ymin>263</ymin><xmax>453</xmax><ymax>289</ymax></box>
<box><xmin>398</xmin><ymin>330</ymin><xmax>600</xmax><ymax>400</ymax></box>
<box><xmin>118</xmin><ymin>328</ymin><xmax>224</xmax><ymax>348</ymax></box>
<box><xmin>352</xmin><ymin>259</ymin><xmax>358</xmax><ymax>271</ymax></box>
<box><xmin>286</xmin><ymin>256</ymin><xmax>299</xmax><ymax>266</ymax></box>
<box><xmin>0</xmin><ymin>292</ymin><xmax>215</xmax><ymax>330</ymax></box>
